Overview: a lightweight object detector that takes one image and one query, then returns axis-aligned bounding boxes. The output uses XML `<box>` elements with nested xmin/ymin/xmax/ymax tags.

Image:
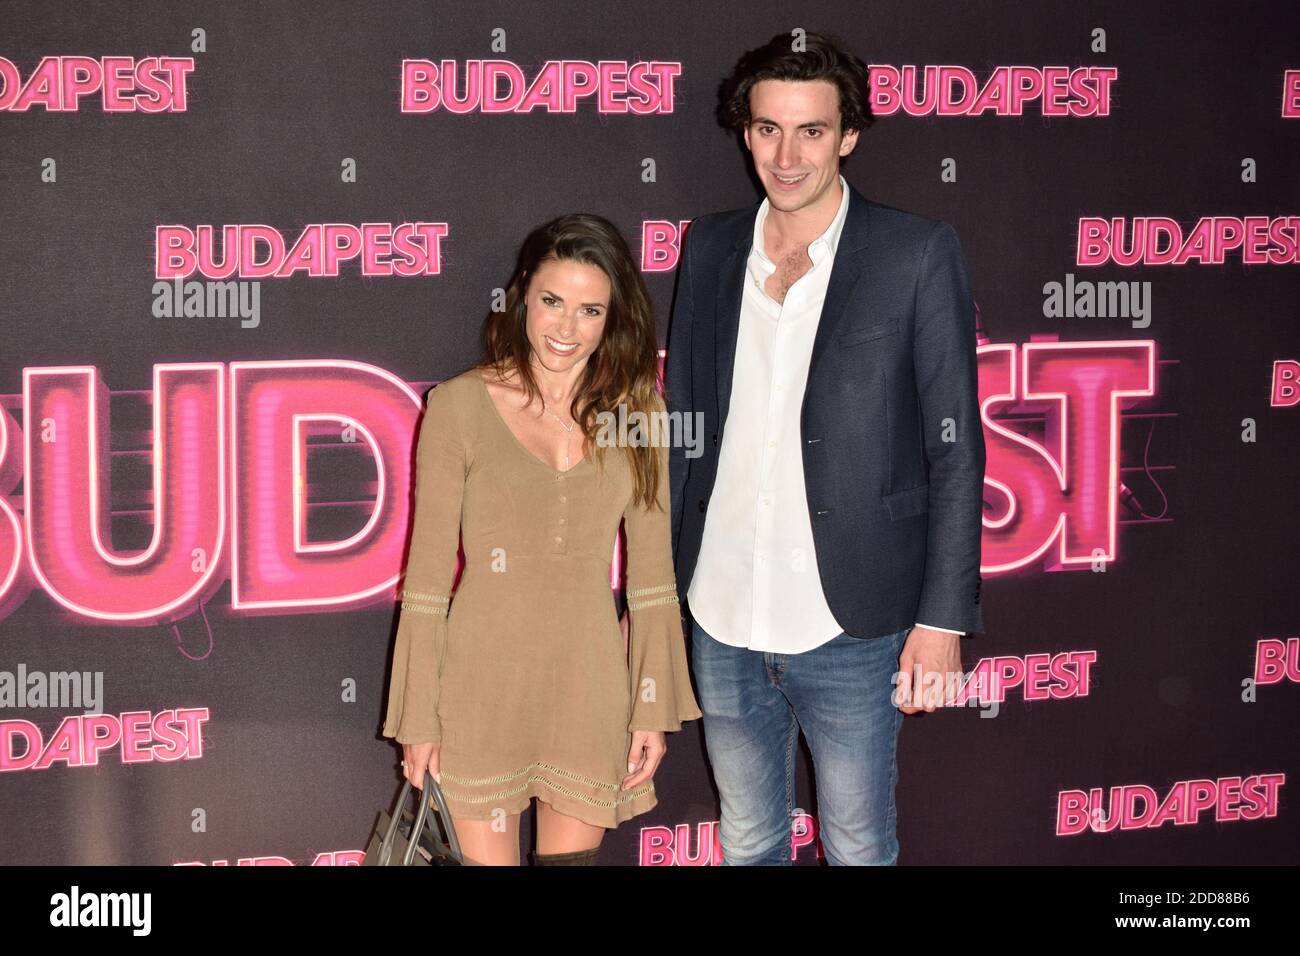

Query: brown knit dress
<box><xmin>382</xmin><ymin>368</ymin><xmax>702</xmax><ymax>829</ymax></box>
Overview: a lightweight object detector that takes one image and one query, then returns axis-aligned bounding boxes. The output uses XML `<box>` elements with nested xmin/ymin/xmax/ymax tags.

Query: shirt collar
<box><xmin>751</xmin><ymin>172</ymin><xmax>851</xmax><ymax>270</ymax></box>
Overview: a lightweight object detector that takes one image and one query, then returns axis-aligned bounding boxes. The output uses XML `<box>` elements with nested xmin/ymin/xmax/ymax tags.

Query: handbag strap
<box><xmin>376</xmin><ymin>778</ymin><xmax>426</xmax><ymax>866</ymax></box>
<box><xmin>416</xmin><ymin>770</ymin><xmax>464</xmax><ymax>864</ymax></box>
<box><xmin>379</xmin><ymin>771</ymin><xmax>464</xmax><ymax>865</ymax></box>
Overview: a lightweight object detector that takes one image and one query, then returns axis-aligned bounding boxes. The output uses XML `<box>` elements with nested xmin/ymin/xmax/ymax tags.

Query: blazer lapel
<box><xmin>714</xmin><ymin>215</ymin><xmax>754</xmax><ymax>436</ymax></box>
<box><xmin>805</xmin><ymin>186</ymin><xmax>871</xmax><ymax>388</ymax></box>
<box><xmin>714</xmin><ymin>182</ymin><xmax>874</xmax><ymax>433</ymax></box>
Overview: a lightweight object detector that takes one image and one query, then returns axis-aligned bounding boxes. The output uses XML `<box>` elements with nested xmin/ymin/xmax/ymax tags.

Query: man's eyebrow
<box><xmin>750</xmin><ymin>117</ymin><xmax>832</xmax><ymax>129</ymax></box>
<box><xmin>540</xmin><ymin>288</ymin><xmax>607</xmax><ymax>308</ymax></box>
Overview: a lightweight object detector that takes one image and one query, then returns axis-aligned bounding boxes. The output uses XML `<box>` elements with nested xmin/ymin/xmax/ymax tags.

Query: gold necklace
<box><xmin>541</xmin><ymin>398</ymin><xmax>575</xmax><ymax>470</ymax></box>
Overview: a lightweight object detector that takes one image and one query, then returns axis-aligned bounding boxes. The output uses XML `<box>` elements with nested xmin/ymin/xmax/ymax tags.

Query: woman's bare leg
<box><xmin>454</xmin><ymin>810</ymin><xmax>522</xmax><ymax>866</ymax></box>
<box><xmin>535</xmin><ymin>800</ymin><xmax>606</xmax><ymax>854</ymax></box>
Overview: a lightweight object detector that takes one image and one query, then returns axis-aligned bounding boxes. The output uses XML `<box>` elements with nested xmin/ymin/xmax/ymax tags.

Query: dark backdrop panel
<box><xmin>0</xmin><ymin>0</ymin><xmax>1296</xmax><ymax>864</ymax></box>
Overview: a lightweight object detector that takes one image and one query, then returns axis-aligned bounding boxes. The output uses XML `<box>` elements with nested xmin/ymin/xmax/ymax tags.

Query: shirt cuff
<box><xmin>915</xmin><ymin>622</ymin><xmax>966</xmax><ymax>636</ymax></box>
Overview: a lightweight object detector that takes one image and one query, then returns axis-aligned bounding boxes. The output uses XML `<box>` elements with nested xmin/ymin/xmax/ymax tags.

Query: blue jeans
<box><xmin>691</xmin><ymin>616</ymin><xmax>909</xmax><ymax>866</ymax></box>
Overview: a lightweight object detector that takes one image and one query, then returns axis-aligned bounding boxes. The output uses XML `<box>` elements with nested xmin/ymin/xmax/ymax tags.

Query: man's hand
<box><xmin>895</xmin><ymin>625</ymin><xmax>963</xmax><ymax>714</ymax></box>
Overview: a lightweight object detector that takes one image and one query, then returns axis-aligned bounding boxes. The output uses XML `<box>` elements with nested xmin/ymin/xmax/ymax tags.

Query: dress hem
<box><xmin>439</xmin><ymin>773</ymin><xmax>660</xmax><ymax>830</ymax></box>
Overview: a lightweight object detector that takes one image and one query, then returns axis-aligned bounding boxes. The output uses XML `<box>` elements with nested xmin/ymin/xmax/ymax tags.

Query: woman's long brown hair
<box><xmin>481</xmin><ymin>213</ymin><xmax>665</xmax><ymax>510</ymax></box>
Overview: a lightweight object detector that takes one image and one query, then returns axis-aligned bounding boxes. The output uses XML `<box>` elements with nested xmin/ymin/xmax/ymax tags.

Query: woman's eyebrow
<box><xmin>540</xmin><ymin>288</ymin><xmax>607</xmax><ymax>308</ymax></box>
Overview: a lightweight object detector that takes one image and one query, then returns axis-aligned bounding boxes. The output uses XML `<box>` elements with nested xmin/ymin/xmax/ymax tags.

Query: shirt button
<box><xmin>554</xmin><ymin>536</ymin><xmax>563</xmax><ymax>544</ymax></box>
<box><xmin>767</xmin><ymin>440</ymin><xmax>776</xmax><ymax>449</ymax></box>
<box><xmin>762</xmin><ymin>497</ymin><xmax>771</xmax><ymax>506</ymax></box>
<box><xmin>558</xmin><ymin>517</ymin><xmax>566</xmax><ymax>525</ymax></box>
<box><xmin>559</xmin><ymin>495</ymin><xmax>567</xmax><ymax>503</ymax></box>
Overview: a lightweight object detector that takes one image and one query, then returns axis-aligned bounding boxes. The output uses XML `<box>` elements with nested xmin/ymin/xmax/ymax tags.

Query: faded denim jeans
<box><xmin>691</xmin><ymin>616</ymin><xmax>909</xmax><ymax>865</ymax></box>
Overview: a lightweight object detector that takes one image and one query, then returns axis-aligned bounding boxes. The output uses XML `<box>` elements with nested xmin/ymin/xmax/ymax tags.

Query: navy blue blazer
<box><xmin>665</xmin><ymin>180</ymin><xmax>985</xmax><ymax>638</ymax></box>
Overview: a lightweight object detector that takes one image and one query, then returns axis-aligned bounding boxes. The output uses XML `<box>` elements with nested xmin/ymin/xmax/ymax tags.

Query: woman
<box><xmin>382</xmin><ymin>213</ymin><xmax>702</xmax><ymax>865</ymax></box>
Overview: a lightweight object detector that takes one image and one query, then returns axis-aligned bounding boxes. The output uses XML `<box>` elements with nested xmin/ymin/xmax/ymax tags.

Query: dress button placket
<box><xmin>553</xmin><ymin>472</ymin><xmax>568</xmax><ymax>552</ymax></box>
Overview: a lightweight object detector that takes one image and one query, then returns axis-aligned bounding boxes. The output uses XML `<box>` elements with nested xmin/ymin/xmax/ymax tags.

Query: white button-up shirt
<box><xmin>687</xmin><ymin>174</ymin><xmax>961</xmax><ymax>653</ymax></box>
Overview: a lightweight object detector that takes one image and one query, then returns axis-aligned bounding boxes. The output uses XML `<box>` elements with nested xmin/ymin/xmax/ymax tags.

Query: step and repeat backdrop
<box><xmin>1</xmin><ymin>1</ymin><xmax>1297</xmax><ymax>865</ymax></box>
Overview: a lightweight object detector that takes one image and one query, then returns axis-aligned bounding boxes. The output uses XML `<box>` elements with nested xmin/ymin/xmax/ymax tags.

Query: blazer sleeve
<box><xmin>382</xmin><ymin>381</ymin><xmax>467</xmax><ymax>744</ymax></box>
<box><xmin>622</xmin><ymin>415</ymin><xmax>704</xmax><ymax>733</ymax></box>
<box><xmin>912</xmin><ymin>221</ymin><xmax>986</xmax><ymax>633</ymax></box>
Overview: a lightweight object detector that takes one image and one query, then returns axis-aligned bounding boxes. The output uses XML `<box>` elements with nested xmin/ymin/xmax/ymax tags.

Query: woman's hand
<box><xmin>402</xmin><ymin>740</ymin><xmax>441</xmax><ymax>790</ymax></box>
<box><xmin>621</xmin><ymin>730</ymin><xmax>665</xmax><ymax>791</ymax></box>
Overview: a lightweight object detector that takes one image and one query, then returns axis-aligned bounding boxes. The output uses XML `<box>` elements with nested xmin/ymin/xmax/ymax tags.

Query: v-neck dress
<box><xmin>382</xmin><ymin>368</ymin><xmax>702</xmax><ymax>829</ymax></box>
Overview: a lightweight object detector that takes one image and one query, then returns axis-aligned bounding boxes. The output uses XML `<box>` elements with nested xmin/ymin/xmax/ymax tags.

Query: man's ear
<box><xmin>840</xmin><ymin>127</ymin><xmax>861</xmax><ymax>158</ymax></box>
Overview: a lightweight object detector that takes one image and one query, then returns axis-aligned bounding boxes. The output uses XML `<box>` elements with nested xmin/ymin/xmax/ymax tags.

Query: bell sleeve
<box><xmin>622</xmin><ymin>437</ymin><xmax>703</xmax><ymax>734</ymax></box>
<box><xmin>382</xmin><ymin>381</ymin><xmax>467</xmax><ymax>745</ymax></box>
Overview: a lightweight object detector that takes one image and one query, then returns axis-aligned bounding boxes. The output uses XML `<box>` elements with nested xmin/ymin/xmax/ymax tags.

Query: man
<box><xmin>665</xmin><ymin>31</ymin><xmax>985</xmax><ymax>866</ymax></box>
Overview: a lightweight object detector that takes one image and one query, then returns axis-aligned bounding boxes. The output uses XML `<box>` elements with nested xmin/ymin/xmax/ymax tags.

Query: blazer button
<box><xmin>712</xmin><ymin>433</ymin><xmax>718</xmax><ymax>446</ymax></box>
<box><xmin>698</xmin><ymin>499</ymin><xmax>706</xmax><ymax>512</ymax></box>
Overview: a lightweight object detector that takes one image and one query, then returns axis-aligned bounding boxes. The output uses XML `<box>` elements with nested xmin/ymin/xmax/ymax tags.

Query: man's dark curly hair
<box><xmin>716</xmin><ymin>30</ymin><xmax>875</xmax><ymax>137</ymax></box>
